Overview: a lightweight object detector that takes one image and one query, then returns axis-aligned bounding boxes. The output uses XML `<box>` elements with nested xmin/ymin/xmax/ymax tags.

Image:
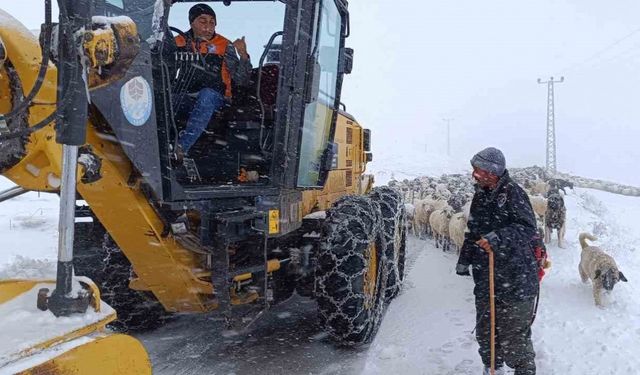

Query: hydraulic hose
<box><xmin>0</xmin><ymin>0</ymin><xmax>53</xmax><ymax>122</ymax></box>
<box><xmin>0</xmin><ymin>108</ymin><xmax>58</xmax><ymax>141</ymax></box>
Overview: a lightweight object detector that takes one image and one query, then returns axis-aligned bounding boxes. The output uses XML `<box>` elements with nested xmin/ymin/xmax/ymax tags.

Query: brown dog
<box><xmin>578</xmin><ymin>233</ymin><xmax>628</xmax><ymax>306</ymax></box>
<box><xmin>545</xmin><ymin>192</ymin><xmax>566</xmax><ymax>248</ymax></box>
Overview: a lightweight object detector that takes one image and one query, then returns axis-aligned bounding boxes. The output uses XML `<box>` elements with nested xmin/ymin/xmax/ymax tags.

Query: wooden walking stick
<box><xmin>488</xmin><ymin>246</ymin><xmax>496</xmax><ymax>375</ymax></box>
<box><xmin>477</xmin><ymin>239</ymin><xmax>496</xmax><ymax>375</ymax></box>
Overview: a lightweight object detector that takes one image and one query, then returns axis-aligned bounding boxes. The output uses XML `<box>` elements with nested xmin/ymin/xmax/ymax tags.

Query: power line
<box><xmin>559</xmin><ymin>25</ymin><xmax>640</xmax><ymax>74</ymax></box>
<box><xmin>580</xmin><ymin>42</ymin><xmax>640</xmax><ymax>71</ymax></box>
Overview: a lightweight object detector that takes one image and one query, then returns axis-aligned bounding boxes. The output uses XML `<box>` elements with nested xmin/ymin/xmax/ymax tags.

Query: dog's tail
<box><xmin>579</xmin><ymin>232</ymin><xmax>597</xmax><ymax>249</ymax></box>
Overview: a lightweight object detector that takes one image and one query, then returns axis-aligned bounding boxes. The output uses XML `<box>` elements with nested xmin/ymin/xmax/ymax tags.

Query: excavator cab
<box><xmin>165</xmin><ymin>2</ymin><xmax>285</xmax><ymax>186</ymax></box>
<box><xmin>91</xmin><ymin>0</ymin><xmax>353</xmax><ymax>202</ymax></box>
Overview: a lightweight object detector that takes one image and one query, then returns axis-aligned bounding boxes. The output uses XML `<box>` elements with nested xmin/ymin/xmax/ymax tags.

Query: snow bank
<box><xmin>0</xmin><ymin>256</ymin><xmax>56</xmax><ymax>279</ymax></box>
<box><xmin>0</xmin><ymin>282</ymin><xmax>115</xmax><ymax>369</ymax></box>
<box><xmin>556</xmin><ymin>172</ymin><xmax>640</xmax><ymax>197</ymax></box>
<box><xmin>0</xmin><ymin>177</ymin><xmax>59</xmax><ymax>271</ymax></box>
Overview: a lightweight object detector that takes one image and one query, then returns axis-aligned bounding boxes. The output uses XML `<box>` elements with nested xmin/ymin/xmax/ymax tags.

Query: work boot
<box><xmin>483</xmin><ymin>366</ymin><xmax>506</xmax><ymax>375</ymax></box>
<box><xmin>173</xmin><ymin>144</ymin><xmax>185</xmax><ymax>165</ymax></box>
<box><xmin>514</xmin><ymin>365</ymin><xmax>536</xmax><ymax>375</ymax></box>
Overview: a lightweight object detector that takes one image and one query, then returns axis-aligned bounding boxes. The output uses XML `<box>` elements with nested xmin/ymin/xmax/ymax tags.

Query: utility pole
<box><xmin>443</xmin><ymin>118</ymin><xmax>453</xmax><ymax>156</ymax></box>
<box><xmin>537</xmin><ymin>76</ymin><xmax>564</xmax><ymax>175</ymax></box>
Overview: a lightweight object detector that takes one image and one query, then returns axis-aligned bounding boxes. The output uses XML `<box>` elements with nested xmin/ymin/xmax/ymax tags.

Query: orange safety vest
<box><xmin>175</xmin><ymin>33</ymin><xmax>233</xmax><ymax>98</ymax></box>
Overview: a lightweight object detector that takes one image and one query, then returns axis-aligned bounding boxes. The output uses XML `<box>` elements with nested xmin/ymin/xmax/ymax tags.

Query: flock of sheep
<box><xmin>389</xmin><ymin>166</ymin><xmax>569</xmax><ymax>253</ymax></box>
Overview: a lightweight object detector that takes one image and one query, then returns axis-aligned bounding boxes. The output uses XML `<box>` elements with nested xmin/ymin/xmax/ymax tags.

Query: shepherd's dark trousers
<box><xmin>475</xmin><ymin>297</ymin><xmax>537</xmax><ymax>375</ymax></box>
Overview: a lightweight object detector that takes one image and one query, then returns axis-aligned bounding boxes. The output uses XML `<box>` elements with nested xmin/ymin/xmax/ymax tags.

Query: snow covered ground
<box><xmin>363</xmin><ymin>188</ymin><xmax>640</xmax><ymax>374</ymax></box>
<box><xmin>1</xmin><ymin>174</ymin><xmax>639</xmax><ymax>374</ymax></box>
<box><xmin>0</xmin><ymin>177</ymin><xmax>59</xmax><ymax>278</ymax></box>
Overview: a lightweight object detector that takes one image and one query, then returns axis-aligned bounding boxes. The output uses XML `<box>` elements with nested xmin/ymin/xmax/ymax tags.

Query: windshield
<box><xmin>168</xmin><ymin>2</ymin><xmax>285</xmax><ymax>61</ymax></box>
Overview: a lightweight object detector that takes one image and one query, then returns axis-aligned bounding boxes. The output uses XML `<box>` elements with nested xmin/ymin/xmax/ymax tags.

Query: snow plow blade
<box><xmin>0</xmin><ymin>279</ymin><xmax>151</xmax><ymax>374</ymax></box>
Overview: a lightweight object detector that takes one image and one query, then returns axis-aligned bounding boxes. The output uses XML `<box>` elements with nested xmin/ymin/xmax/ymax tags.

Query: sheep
<box><xmin>412</xmin><ymin>199</ymin><xmax>432</xmax><ymax>237</ymax></box>
<box><xmin>413</xmin><ymin>198</ymin><xmax>447</xmax><ymax>238</ymax></box>
<box><xmin>531</xmin><ymin>180</ymin><xmax>549</xmax><ymax>196</ymax></box>
<box><xmin>404</xmin><ymin>203</ymin><xmax>415</xmax><ymax>233</ymax></box>
<box><xmin>448</xmin><ymin>212</ymin><xmax>467</xmax><ymax>255</ymax></box>
<box><xmin>429</xmin><ymin>205</ymin><xmax>454</xmax><ymax>251</ymax></box>
<box><xmin>528</xmin><ymin>194</ymin><xmax>548</xmax><ymax>225</ymax></box>
<box><xmin>448</xmin><ymin>201</ymin><xmax>472</xmax><ymax>255</ymax></box>
<box><xmin>434</xmin><ymin>183</ymin><xmax>452</xmax><ymax>201</ymax></box>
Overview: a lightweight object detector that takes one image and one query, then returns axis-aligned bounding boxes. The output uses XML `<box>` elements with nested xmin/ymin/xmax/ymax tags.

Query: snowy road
<box><xmin>136</xmin><ymin>236</ymin><xmax>426</xmax><ymax>375</ymax></box>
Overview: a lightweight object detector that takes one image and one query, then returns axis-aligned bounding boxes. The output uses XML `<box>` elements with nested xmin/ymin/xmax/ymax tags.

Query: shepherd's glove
<box><xmin>455</xmin><ymin>263</ymin><xmax>471</xmax><ymax>276</ymax></box>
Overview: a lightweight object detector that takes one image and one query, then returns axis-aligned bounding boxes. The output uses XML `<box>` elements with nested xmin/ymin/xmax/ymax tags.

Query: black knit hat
<box><xmin>189</xmin><ymin>3</ymin><xmax>216</xmax><ymax>24</ymax></box>
<box><xmin>470</xmin><ymin>147</ymin><xmax>506</xmax><ymax>176</ymax></box>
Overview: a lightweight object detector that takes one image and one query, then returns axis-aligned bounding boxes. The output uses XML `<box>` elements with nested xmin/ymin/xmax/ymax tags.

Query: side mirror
<box><xmin>363</xmin><ymin>129</ymin><xmax>371</xmax><ymax>152</ymax></box>
<box><xmin>321</xmin><ymin>142</ymin><xmax>338</xmax><ymax>172</ymax></box>
<box><xmin>339</xmin><ymin>47</ymin><xmax>354</xmax><ymax>74</ymax></box>
<box><xmin>365</xmin><ymin>152</ymin><xmax>373</xmax><ymax>162</ymax></box>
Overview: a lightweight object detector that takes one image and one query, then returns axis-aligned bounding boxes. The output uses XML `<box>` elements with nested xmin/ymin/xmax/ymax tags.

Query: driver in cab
<box><xmin>174</xmin><ymin>3</ymin><xmax>252</xmax><ymax>158</ymax></box>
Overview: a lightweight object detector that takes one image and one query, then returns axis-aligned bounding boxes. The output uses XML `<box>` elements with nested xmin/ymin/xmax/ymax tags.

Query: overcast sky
<box><xmin>3</xmin><ymin>1</ymin><xmax>640</xmax><ymax>185</ymax></box>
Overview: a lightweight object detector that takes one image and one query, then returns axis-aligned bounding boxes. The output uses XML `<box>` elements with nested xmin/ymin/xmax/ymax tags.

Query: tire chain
<box><xmin>315</xmin><ymin>195</ymin><xmax>389</xmax><ymax>346</ymax></box>
<box><xmin>73</xmin><ymin>222</ymin><xmax>167</xmax><ymax>332</ymax></box>
<box><xmin>370</xmin><ymin>186</ymin><xmax>406</xmax><ymax>300</ymax></box>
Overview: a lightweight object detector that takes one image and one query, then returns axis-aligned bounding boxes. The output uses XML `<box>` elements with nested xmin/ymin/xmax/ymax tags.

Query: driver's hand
<box><xmin>233</xmin><ymin>36</ymin><xmax>249</xmax><ymax>60</ymax></box>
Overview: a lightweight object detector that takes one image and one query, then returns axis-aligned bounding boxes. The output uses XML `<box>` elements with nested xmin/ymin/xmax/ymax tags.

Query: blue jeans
<box><xmin>178</xmin><ymin>88</ymin><xmax>225</xmax><ymax>154</ymax></box>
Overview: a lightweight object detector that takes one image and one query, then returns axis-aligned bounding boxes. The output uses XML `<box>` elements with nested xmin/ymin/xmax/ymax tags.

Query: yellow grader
<box><xmin>0</xmin><ymin>0</ymin><xmax>406</xmax><ymax>373</ymax></box>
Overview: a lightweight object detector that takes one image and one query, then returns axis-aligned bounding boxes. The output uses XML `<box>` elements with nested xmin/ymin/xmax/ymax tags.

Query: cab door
<box><xmin>296</xmin><ymin>0</ymin><xmax>346</xmax><ymax>188</ymax></box>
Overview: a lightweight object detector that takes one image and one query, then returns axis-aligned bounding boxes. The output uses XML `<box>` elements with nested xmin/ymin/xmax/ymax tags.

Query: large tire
<box><xmin>315</xmin><ymin>195</ymin><xmax>388</xmax><ymax>346</ymax></box>
<box><xmin>370</xmin><ymin>186</ymin><xmax>407</xmax><ymax>301</ymax></box>
<box><xmin>73</xmin><ymin>220</ymin><xmax>169</xmax><ymax>332</ymax></box>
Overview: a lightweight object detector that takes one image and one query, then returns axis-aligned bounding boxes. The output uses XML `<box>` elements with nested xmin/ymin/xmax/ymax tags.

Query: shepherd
<box><xmin>455</xmin><ymin>147</ymin><xmax>539</xmax><ymax>375</ymax></box>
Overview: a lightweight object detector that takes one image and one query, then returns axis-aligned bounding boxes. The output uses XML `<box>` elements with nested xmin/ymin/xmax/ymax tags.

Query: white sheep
<box><xmin>413</xmin><ymin>198</ymin><xmax>447</xmax><ymax>238</ymax></box>
<box><xmin>404</xmin><ymin>203</ymin><xmax>415</xmax><ymax>233</ymax></box>
<box><xmin>434</xmin><ymin>184</ymin><xmax>452</xmax><ymax>201</ymax></box>
<box><xmin>531</xmin><ymin>180</ymin><xmax>549</xmax><ymax>196</ymax></box>
<box><xmin>528</xmin><ymin>194</ymin><xmax>547</xmax><ymax>225</ymax></box>
<box><xmin>448</xmin><ymin>201</ymin><xmax>471</xmax><ymax>255</ymax></box>
<box><xmin>412</xmin><ymin>199</ymin><xmax>431</xmax><ymax>237</ymax></box>
<box><xmin>448</xmin><ymin>212</ymin><xmax>466</xmax><ymax>255</ymax></box>
<box><xmin>429</xmin><ymin>205</ymin><xmax>454</xmax><ymax>251</ymax></box>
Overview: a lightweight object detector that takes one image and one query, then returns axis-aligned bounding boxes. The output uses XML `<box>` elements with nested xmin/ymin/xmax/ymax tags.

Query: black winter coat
<box><xmin>457</xmin><ymin>170</ymin><xmax>539</xmax><ymax>302</ymax></box>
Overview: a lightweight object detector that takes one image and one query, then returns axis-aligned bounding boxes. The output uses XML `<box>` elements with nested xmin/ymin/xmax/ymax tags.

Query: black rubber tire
<box><xmin>73</xmin><ymin>220</ymin><xmax>169</xmax><ymax>332</ymax></box>
<box><xmin>315</xmin><ymin>195</ymin><xmax>388</xmax><ymax>346</ymax></box>
<box><xmin>370</xmin><ymin>186</ymin><xmax>407</xmax><ymax>301</ymax></box>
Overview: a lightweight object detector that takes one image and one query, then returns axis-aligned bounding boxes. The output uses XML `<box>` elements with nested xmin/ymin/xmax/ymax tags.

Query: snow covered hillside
<box><xmin>1</xmin><ymin>175</ymin><xmax>639</xmax><ymax>374</ymax></box>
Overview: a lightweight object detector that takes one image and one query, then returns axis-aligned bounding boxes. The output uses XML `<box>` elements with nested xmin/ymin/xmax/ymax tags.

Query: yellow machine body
<box><xmin>0</xmin><ymin>1</ymin><xmax>376</xmax><ymax>365</ymax></box>
<box><xmin>0</xmin><ymin>280</ymin><xmax>151</xmax><ymax>374</ymax></box>
<box><xmin>301</xmin><ymin>112</ymin><xmax>373</xmax><ymax>214</ymax></box>
<box><xmin>0</xmin><ymin>8</ymin><xmax>373</xmax><ymax>316</ymax></box>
